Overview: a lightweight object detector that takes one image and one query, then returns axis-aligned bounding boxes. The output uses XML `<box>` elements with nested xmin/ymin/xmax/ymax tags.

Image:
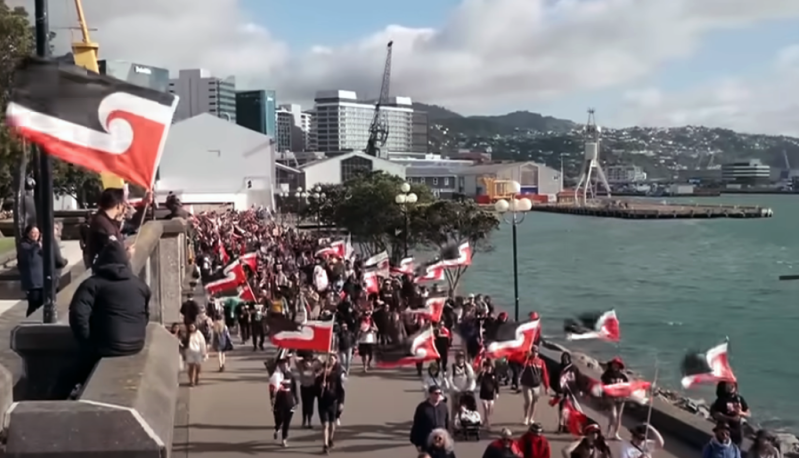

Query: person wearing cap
<box><xmin>411</xmin><ymin>385</ymin><xmax>450</xmax><ymax>453</ymax></box>
<box><xmin>563</xmin><ymin>423</ymin><xmax>612</xmax><ymax>458</ymax></box>
<box><xmin>702</xmin><ymin>422</ymin><xmax>742</xmax><ymax>458</ymax></box>
<box><xmin>519</xmin><ymin>345</ymin><xmax>550</xmax><ymax>426</ymax></box>
<box><xmin>518</xmin><ymin>422</ymin><xmax>551</xmax><ymax>458</ymax></box>
<box><xmin>482</xmin><ymin>427</ymin><xmax>523</xmax><ymax>458</ymax></box>
<box><xmin>600</xmin><ymin>356</ymin><xmax>628</xmax><ymax>440</ymax></box>
<box><xmin>620</xmin><ymin>424</ymin><xmax>664</xmax><ymax>458</ymax></box>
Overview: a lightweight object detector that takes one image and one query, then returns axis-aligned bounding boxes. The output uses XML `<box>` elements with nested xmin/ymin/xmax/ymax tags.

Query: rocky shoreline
<box><xmin>541</xmin><ymin>340</ymin><xmax>799</xmax><ymax>456</ymax></box>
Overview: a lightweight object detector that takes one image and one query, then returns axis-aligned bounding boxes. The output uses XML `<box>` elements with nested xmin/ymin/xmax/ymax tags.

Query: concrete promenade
<box><xmin>174</xmin><ymin>348</ymin><xmax>696</xmax><ymax>458</ymax></box>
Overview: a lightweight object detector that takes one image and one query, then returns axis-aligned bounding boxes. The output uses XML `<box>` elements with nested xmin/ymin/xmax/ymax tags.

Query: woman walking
<box><xmin>184</xmin><ymin>323</ymin><xmax>208</xmax><ymax>386</ymax></box>
<box><xmin>297</xmin><ymin>356</ymin><xmax>318</xmax><ymax>429</ymax></box>
<box><xmin>269</xmin><ymin>358</ymin><xmax>298</xmax><ymax>447</ymax></box>
<box><xmin>212</xmin><ymin>318</ymin><xmax>233</xmax><ymax>372</ymax></box>
<box><xmin>477</xmin><ymin>359</ymin><xmax>500</xmax><ymax>429</ymax></box>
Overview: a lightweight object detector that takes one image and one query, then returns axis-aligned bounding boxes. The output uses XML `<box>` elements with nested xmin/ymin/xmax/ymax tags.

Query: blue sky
<box><xmin>241</xmin><ymin>0</ymin><xmax>799</xmax><ymax>122</ymax></box>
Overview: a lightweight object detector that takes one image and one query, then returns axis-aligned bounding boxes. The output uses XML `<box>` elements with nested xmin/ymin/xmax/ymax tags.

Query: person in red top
<box><xmin>518</xmin><ymin>422</ymin><xmax>551</xmax><ymax>458</ymax></box>
<box><xmin>483</xmin><ymin>428</ymin><xmax>523</xmax><ymax>458</ymax></box>
<box><xmin>520</xmin><ymin>346</ymin><xmax>550</xmax><ymax>425</ymax></box>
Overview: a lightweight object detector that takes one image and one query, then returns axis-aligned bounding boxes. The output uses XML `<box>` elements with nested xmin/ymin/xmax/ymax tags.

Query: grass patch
<box><xmin>0</xmin><ymin>238</ymin><xmax>16</xmax><ymax>255</ymax></box>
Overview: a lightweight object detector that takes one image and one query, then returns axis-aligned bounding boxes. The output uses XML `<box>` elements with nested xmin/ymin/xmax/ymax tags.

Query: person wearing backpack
<box><xmin>519</xmin><ymin>346</ymin><xmax>550</xmax><ymax>425</ymax></box>
<box><xmin>447</xmin><ymin>351</ymin><xmax>476</xmax><ymax>420</ymax></box>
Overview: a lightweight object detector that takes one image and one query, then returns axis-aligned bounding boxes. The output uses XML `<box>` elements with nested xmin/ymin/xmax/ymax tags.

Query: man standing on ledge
<box><xmin>84</xmin><ymin>188</ymin><xmax>134</xmax><ymax>269</ymax></box>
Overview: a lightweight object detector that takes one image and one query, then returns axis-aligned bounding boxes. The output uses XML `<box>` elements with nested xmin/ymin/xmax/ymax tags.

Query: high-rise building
<box><xmin>276</xmin><ymin>104</ymin><xmax>313</xmax><ymax>151</ymax></box>
<box><xmin>168</xmin><ymin>69</ymin><xmax>236</xmax><ymax>122</ymax></box>
<box><xmin>412</xmin><ymin>111</ymin><xmax>429</xmax><ymax>154</ymax></box>
<box><xmin>99</xmin><ymin>60</ymin><xmax>169</xmax><ymax>92</ymax></box>
<box><xmin>235</xmin><ymin>90</ymin><xmax>276</xmax><ymax>138</ymax></box>
<box><xmin>312</xmin><ymin>90</ymin><xmax>413</xmax><ymax>156</ymax></box>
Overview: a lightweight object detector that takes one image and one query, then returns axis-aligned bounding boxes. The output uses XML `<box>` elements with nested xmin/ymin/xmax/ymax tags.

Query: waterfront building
<box><xmin>236</xmin><ymin>90</ymin><xmax>277</xmax><ymax>138</ymax></box>
<box><xmin>721</xmin><ymin>159</ymin><xmax>771</xmax><ymax>186</ymax></box>
<box><xmin>99</xmin><ymin>60</ymin><xmax>169</xmax><ymax>92</ymax></box>
<box><xmin>169</xmin><ymin>69</ymin><xmax>236</xmax><ymax>123</ymax></box>
<box><xmin>605</xmin><ymin>164</ymin><xmax>647</xmax><ymax>184</ymax></box>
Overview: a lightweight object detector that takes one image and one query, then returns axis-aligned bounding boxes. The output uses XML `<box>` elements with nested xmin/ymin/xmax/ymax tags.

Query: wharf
<box><xmin>531</xmin><ymin>202</ymin><xmax>774</xmax><ymax>220</ymax></box>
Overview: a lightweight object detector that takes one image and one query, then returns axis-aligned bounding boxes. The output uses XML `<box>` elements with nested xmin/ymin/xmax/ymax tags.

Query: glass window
<box><xmin>340</xmin><ymin>155</ymin><xmax>373</xmax><ymax>182</ymax></box>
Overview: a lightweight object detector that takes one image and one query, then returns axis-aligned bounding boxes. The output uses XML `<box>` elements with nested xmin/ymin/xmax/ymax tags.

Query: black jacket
<box><xmin>69</xmin><ymin>241</ymin><xmax>150</xmax><ymax>357</ymax></box>
<box><xmin>85</xmin><ymin>211</ymin><xmax>123</xmax><ymax>268</ymax></box>
<box><xmin>410</xmin><ymin>400</ymin><xmax>449</xmax><ymax>448</ymax></box>
<box><xmin>17</xmin><ymin>238</ymin><xmax>43</xmax><ymax>291</ymax></box>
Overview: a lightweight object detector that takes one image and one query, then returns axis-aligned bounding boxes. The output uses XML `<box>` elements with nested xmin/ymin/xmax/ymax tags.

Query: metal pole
<box><xmin>512</xmin><ymin>219</ymin><xmax>519</xmax><ymax>321</ymax></box>
<box><xmin>404</xmin><ymin>210</ymin><xmax>409</xmax><ymax>258</ymax></box>
<box><xmin>35</xmin><ymin>0</ymin><xmax>57</xmax><ymax>324</ymax></box>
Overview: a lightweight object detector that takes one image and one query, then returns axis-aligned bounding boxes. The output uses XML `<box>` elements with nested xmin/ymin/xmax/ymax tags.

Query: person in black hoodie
<box><xmin>67</xmin><ymin>240</ymin><xmax>150</xmax><ymax>396</ymax></box>
<box><xmin>315</xmin><ymin>357</ymin><xmax>345</xmax><ymax>454</ymax></box>
<box><xmin>270</xmin><ymin>359</ymin><xmax>298</xmax><ymax>448</ymax></box>
<box><xmin>411</xmin><ymin>386</ymin><xmax>450</xmax><ymax>452</ymax></box>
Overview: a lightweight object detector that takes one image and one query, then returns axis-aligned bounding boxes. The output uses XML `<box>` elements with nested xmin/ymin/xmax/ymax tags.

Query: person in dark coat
<box><xmin>66</xmin><ymin>240</ymin><xmax>151</xmax><ymax>397</ymax></box>
<box><xmin>85</xmin><ymin>188</ymin><xmax>129</xmax><ymax>270</ymax></box>
<box><xmin>483</xmin><ymin>428</ymin><xmax>523</xmax><ymax>458</ymax></box>
<box><xmin>411</xmin><ymin>386</ymin><xmax>450</xmax><ymax>452</ymax></box>
<box><xmin>18</xmin><ymin>225</ymin><xmax>43</xmax><ymax>316</ymax></box>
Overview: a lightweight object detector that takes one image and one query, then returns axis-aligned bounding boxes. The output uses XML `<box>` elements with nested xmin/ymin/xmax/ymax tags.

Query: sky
<box><xmin>9</xmin><ymin>0</ymin><xmax>799</xmax><ymax>135</ymax></box>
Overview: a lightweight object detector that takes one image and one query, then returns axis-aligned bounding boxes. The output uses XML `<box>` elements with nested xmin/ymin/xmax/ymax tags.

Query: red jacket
<box><xmin>518</xmin><ymin>432</ymin><xmax>551</xmax><ymax>458</ymax></box>
<box><xmin>520</xmin><ymin>357</ymin><xmax>550</xmax><ymax>389</ymax></box>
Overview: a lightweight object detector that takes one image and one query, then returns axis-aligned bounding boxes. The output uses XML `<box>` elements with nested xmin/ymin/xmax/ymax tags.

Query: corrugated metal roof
<box><xmin>406</xmin><ymin>166</ymin><xmax>460</xmax><ymax>177</ymax></box>
<box><xmin>457</xmin><ymin>162</ymin><xmax>534</xmax><ymax>175</ymax></box>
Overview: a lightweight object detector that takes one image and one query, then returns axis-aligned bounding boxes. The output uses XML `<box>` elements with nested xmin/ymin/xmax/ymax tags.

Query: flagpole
<box><xmin>642</xmin><ymin>358</ymin><xmax>659</xmax><ymax>454</ymax></box>
<box><xmin>34</xmin><ymin>0</ymin><xmax>57</xmax><ymax>324</ymax></box>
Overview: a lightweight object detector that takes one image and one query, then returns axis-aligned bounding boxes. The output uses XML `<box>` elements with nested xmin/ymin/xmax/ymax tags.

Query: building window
<box><xmin>340</xmin><ymin>156</ymin><xmax>373</xmax><ymax>182</ymax></box>
<box><xmin>444</xmin><ymin>177</ymin><xmax>450</xmax><ymax>186</ymax></box>
<box><xmin>432</xmin><ymin>177</ymin><xmax>438</xmax><ymax>185</ymax></box>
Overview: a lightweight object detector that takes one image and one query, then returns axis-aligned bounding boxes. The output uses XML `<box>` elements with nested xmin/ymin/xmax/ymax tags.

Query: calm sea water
<box><xmin>461</xmin><ymin>194</ymin><xmax>799</xmax><ymax>431</ymax></box>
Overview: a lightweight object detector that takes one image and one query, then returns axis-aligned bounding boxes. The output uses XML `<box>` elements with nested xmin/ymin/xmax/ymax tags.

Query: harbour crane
<box><xmin>364</xmin><ymin>41</ymin><xmax>393</xmax><ymax>158</ymax></box>
<box><xmin>69</xmin><ymin>0</ymin><xmax>124</xmax><ymax>189</ymax></box>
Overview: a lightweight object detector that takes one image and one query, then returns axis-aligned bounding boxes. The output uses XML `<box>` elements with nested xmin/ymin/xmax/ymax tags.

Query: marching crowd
<box><xmin>53</xmin><ymin>190</ymin><xmax>781</xmax><ymax>458</ymax></box>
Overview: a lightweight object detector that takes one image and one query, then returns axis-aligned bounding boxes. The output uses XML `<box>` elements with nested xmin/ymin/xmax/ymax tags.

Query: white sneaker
<box><xmin>336</xmin><ymin>419</ymin><xmax>341</xmax><ymax>426</ymax></box>
<box><xmin>281</xmin><ymin>439</ymin><xmax>288</xmax><ymax>447</ymax></box>
<box><xmin>523</xmin><ymin>418</ymin><xmax>530</xmax><ymax>426</ymax></box>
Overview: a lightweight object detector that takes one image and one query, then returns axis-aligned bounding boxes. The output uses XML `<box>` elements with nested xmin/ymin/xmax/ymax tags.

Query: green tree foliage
<box><xmin>307</xmin><ymin>171</ymin><xmax>434</xmax><ymax>261</ymax></box>
<box><xmin>415</xmin><ymin>199</ymin><xmax>499</xmax><ymax>292</ymax></box>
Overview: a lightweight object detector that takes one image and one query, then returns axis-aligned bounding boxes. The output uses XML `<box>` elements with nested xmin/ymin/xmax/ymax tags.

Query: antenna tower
<box><xmin>573</xmin><ymin>108</ymin><xmax>611</xmax><ymax>206</ymax></box>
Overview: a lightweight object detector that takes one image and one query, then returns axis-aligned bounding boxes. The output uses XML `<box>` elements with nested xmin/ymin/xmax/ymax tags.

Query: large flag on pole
<box><xmin>5</xmin><ymin>57</ymin><xmax>178</xmax><ymax>189</ymax></box>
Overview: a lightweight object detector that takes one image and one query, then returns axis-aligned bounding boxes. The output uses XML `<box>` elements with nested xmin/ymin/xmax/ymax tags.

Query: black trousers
<box><xmin>300</xmin><ymin>385</ymin><xmax>316</xmax><ymax>424</ymax></box>
<box><xmin>273</xmin><ymin>408</ymin><xmax>293</xmax><ymax>439</ymax></box>
<box><xmin>25</xmin><ymin>288</ymin><xmax>43</xmax><ymax>317</ymax></box>
<box><xmin>510</xmin><ymin>361</ymin><xmax>521</xmax><ymax>389</ymax></box>
<box><xmin>239</xmin><ymin>320</ymin><xmax>250</xmax><ymax>342</ymax></box>
<box><xmin>55</xmin><ymin>349</ymin><xmax>100</xmax><ymax>400</ymax></box>
<box><xmin>251</xmin><ymin>321</ymin><xmax>264</xmax><ymax>349</ymax></box>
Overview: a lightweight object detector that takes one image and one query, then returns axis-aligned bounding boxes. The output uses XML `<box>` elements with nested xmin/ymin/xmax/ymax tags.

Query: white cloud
<box><xmin>614</xmin><ymin>46</ymin><xmax>799</xmax><ymax>136</ymax></box>
<box><xmin>8</xmin><ymin>0</ymin><xmax>799</xmax><ymax>131</ymax></box>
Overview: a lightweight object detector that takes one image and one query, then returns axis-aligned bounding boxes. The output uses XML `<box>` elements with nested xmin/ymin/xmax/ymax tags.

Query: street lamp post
<box><xmin>294</xmin><ymin>187</ymin><xmax>308</xmax><ymax>226</ymax></box>
<box><xmin>311</xmin><ymin>185</ymin><xmax>326</xmax><ymax>232</ymax></box>
<box><xmin>395</xmin><ymin>182</ymin><xmax>418</xmax><ymax>258</ymax></box>
<box><xmin>494</xmin><ymin>181</ymin><xmax>533</xmax><ymax>322</ymax></box>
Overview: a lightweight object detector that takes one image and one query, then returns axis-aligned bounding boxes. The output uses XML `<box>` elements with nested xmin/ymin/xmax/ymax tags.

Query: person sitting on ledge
<box><xmin>66</xmin><ymin>240</ymin><xmax>151</xmax><ymax>397</ymax></box>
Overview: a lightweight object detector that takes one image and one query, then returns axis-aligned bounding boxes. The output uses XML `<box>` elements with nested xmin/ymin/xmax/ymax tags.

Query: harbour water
<box><xmin>462</xmin><ymin>194</ymin><xmax>799</xmax><ymax>431</ymax></box>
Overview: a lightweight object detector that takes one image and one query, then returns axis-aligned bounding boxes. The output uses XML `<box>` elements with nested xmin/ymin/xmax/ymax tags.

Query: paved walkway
<box><xmin>174</xmin><ymin>348</ymin><xmax>696</xmax><ymax>458</ymax></box>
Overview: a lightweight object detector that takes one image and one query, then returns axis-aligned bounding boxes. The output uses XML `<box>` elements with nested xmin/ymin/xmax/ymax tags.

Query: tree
<box><xmin>311</xmin><ymin>171</ymin><xmax>434</xmax><ymax>261</ymax></box>
<box><xmin>52</xmin><ymin>160</ymin><xmax>102</xmax><ymax>208</ymax></box>
<box><xmin>415</xmin><ymin>199</ymin><xmax>499</xmax><ymax>293</ymax></box>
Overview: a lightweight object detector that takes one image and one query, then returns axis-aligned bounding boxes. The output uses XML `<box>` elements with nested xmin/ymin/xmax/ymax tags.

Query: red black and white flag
<box><xmin>269</xmin><ymin>318</ymin><xmax>334</xmax><ymax>353</ymax></box>
<box><xmin>363</xmin><ymin>269</ymin><xmax>381</xmax><ymax>294</ymax></box>
<box><xmin>238</xmin><ymin>284</ymin><xmax>256</xmax><ymax>302</ymax></box>
<box><xmin>483</xmin><ymin>317</ymin><xmax>541</xmax><ymax>361</ymax></box>
<box><xmin>6</xmin><ymin>57</ymin><xmax>178</xmax><ymax>189</ymax></box>
<box><xmin>413</xmin><ymin>259</ymin><xmax>446</xmax><ymax>283</ymax></box>
<box><xmin>315</xmin><ymin>240</ymin><xmax>346</xmax><ymax>259</ymax></box>
<box><xmin>681</xmin><ymin>340</ymin><xmax>736</xmax><ymax>389</ymax></box>
<box><xmin>364</xmin><ymin>251</ymin><xmax>390</xmax><ymax>273</ymax></box>
<box><xmin>440</xmin><ymin>241</ymin><xmax>472</xmax><ymax>268</ymax></box>
<box><xmin>595</xmin><ymin>379</ymin><xmax>652</xmax><ymax>404</ymax></box>
<box><xmin>562</xmin><ymin>398</ymin><xmax>589</xmax><ymax>436</ymax></box>
<box><xmin>376</xmin><ymin>325</ymin><xmax>440</xmax><ymax>368</ymax></box>
<box><xmin>564</xmin><ymin>310</ymin><xmax>620</xmax><ymax>342</ymax></box>
<box><xmin>390</xmin><ymin>257</ymin><xmax>415</xmax><ymax>275</ymax></box>
<box><xmin>203</xmin><ymin>260</ymin><xmax>247</xmax><ymax>296</ymax></box>
<box><xmin>405</xmin><ymin>294</ymin><xmax>447</xmax><ymax>323</ymax></box>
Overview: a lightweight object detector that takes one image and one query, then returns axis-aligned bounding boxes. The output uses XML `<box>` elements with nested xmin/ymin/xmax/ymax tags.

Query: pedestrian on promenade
<box><xmin>183</xmin><ymin>323</ymin><xmax>208</xmax><ymax>386</ymax></box>
<box><xmin>563</xmin><ymin>423</ymin><xmax>612</xmax><ymax>458</ymax></box>
<box><xmin>519</xmin><ymin>346</ymin><xmax>550</xmax><ymax>426</ymax></box>
<box><xmin>702</xmin><ymin>422</ymin><xmax>741</xmax><ymax>458</ymax></box>
<box><xmin>600</xmin><ymin>357</ymin><xmax>628</xmax><ymax>440</ymax></box>
<box><xmin>269</xmin><ymin>358</ymin><xmax>297</xmax><ymax>448</ymax></box>
<box><xmin>357</xmin><ymin>311</ymin><xmax>378</xmax><ymax>372</ymax></box>
<box><xmin>748</xmin><ymin>429</ymin><xmax>781</xmax><ymax>458</ymax></box>
<box><xmin>18</xmin><ymin>224</ymin><xmax>44</xmax><ymax>316</ymax></box>
<box><xmin>422</xmin><ymin>361</ymin><xmax>450</xmax><ymax>398</ymax></box>
<box><xmin>411</xmin><ymin>386</ymin><xmax>450</xmax><ymax>453</ymax></box>
<box><xmin>518</xmin><ymin>422</ymin><xmax>551</xmax><ymax>458</ymax></box>
<box><xmin>250</xmin><ymin>302</ymin><xmax>266</xmax><ymax>350</ymax></box>
<box><xmin>337</xmin><ymin>321</ymin><xmax>355</xmax><ymax>374</ymax></box>
<box><xmin>448</xmin><ymin>351</ymin><xmax>476</xmax><ymax>421</ymax></box>
<box><xmin>426</xmin><ymin>428</ymin><xmax>457</xmax><ymax>458</ymax></box>
<box><xmin>554</xmin><ymin>352</ymin><xmax>580</xmax><ymax>433</ymax></box>
<box><xmin>482</xmin><ymin>428</ymin><xmax>523</xmax><ymax>458</ymax></box>
<box><xmin>620</xmin><ymin>424</ymin><xmax>664</xmax><ymax>458</ymax></box>
<box><xmin>211</xmin><ymin>318</ymin><xmax>232</xmax><ymax>372</ymax></box>
<box><xmin>315</xmin><ymin>356</ymin><xmax>344</xmax><ymax>454</ymax></box>
<box><xmin>296</xmin><ymin>356</ymin><xmax>318</xmax><ymax>428</ymax></box>
<box><xmin>710</xmin><ymin>381</ymin><xmax>750</xmax><ymax>447</ymax></box>
<box><xmin>477</xmin><ymin>359</ymin><xmax>500</xmax><ymax>429</ymax></box>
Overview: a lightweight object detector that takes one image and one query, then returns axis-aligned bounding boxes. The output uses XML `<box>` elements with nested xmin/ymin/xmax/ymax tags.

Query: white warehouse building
<box><xmin>312</xmin><ymin>90</ymin><xmax>413</xmax><ymax>157</ymax></box>
<box><xmin>169</xmin><ymin>69</ymin><xmax>237</xmax><ymax>123</ymax></box>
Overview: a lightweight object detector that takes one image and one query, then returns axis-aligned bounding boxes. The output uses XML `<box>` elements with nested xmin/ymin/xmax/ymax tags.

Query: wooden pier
<box><xmin>531</xmin><ymin>202</ymin><xmax>774</xmax><ymax>220</ymax></box>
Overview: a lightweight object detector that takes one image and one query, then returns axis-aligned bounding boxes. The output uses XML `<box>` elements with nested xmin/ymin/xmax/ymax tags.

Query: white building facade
<box><xmin>169</xmin><ymin>69</ymin><xmax>237</xmax><ymax>123</ymax></box>
<box><xmin>605</xmin><ymin>165</ymin><xmax>647</xmax><ymax>184</ymax></box>
<box><xmin>312</xmin><ymin>90</ymin><xmax>413</xmax><ymax>156</ymax></box>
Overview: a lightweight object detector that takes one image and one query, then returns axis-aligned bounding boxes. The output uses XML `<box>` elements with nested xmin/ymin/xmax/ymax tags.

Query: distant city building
<box><xmin>169</xmin><ymin>69</ymin><xmax>236</xmax><ymax>122</ymax></box>
<box><xmin>276</xmin><ymin>104</ymin><xmax>312</xmax><ymax>152</ymax></box>
<box><xmin>457</xmin><ymin>162</ymin><xmax>562</xmax><ymax>201</ymax></box>
<box><xmin>99</xmin><ymin>60</ymin><xmax>169</xmax><ymax>92</ymax></box>
<box><xmin>411</xmin><ymin>111</ymin><xmax>429</xmax><ymax>154</ymax></box>
<box><xmin>236</xmin><ymin>90</ymin><xmax>276</xmax><ymax>138</ymax></box>
<box><xmin>721</xmin><ymin>159</ymin><xmax>770</xmax><ymax>186</ymax></box>
<box><xmin>312</xmin><ymin>90</ymin><xmax>414</xmax><ymax>156</ymax></box>
<box><xmin>605</xmin><ymin>165</ymin><xmax>647</xmax><ymax>184</ymax></box>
